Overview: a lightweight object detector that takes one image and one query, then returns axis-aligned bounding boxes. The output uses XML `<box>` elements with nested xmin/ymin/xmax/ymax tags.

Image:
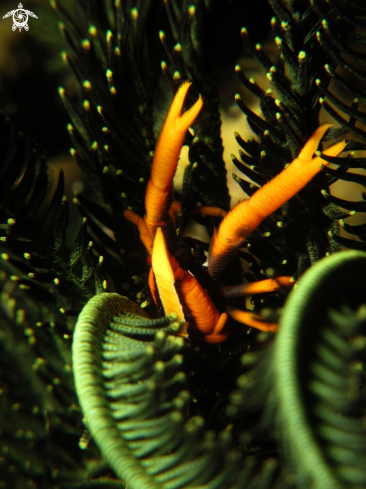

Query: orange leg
<box><xmin>169</xmin><ymin>201</ymin><xmax>227</xmax><ymax>225</ymax></box>
<box><xmin>227</xmin><ymin>308</ymin><xmax>278</xmax><ymax>333</ymax></box>
<box><xmin>208</xmin><ymin>126</ymin><xmax>347</xmax><ymax>277</ymax></box>
<box><xmin>124</xmin><ymin>209</ymin><xmax>153</xmax><ymax>254</ymax></box>
<box><xmin>222</xmin><ymin>276</ymin><xmax>294</xmax><ymax>298</ymax></box>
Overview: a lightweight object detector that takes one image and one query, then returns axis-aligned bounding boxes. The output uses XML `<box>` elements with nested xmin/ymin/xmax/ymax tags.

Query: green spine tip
<box><xmin>188</xmin><ymin>5</ymin><xmax>195</xmax><ymax>15</ymax></box>
<box><xmin>58</xmin><ymin>87</ymin><xmax>65</xmax><ymax>97</ymax></box>
<box><xmin>83</xmin><ymin>80</ymin><xmax>92</xmax><ymax>90</ymax></box>
<box><xmin>70</xmin><ymin>148</ymin><xmax>77</xmax><ymax>157</ymax></box>
<box><xmin>88</xmin><ymin>25</ymin><xmax>97</xmax><ymax>37</ymax></box>
<box><xmin>90</xmin><ymin>141</ymin><xmax>98</xmax><ymax>151</ymax></box>
<box><xmin>106</xmin><ymin>30</ymin><xmax>113</xmax><ymax>42</ymax></box>
<box><xmin>114</xmin><ymin>47</ymin><xmax>121</xmax><ymax>56</ymax></box>
<box><xmin>173</xmin><ymin>71</ymin><xmax>181</xmax><ymax>80</ymax></box>
<box><xmin>99</xmin><ymin>256</ymin><xmax>104</xmax><ymax>264</ymax></box>
<box><xmin>7</xmin><ymin>218</ymin><xmax>16</xmax><ymax>226</ymax></box>
<box><xmin>110</xmin><ymin>86</ymin><xmax>117</xmax><ymax>95</ymax></box>
<box><xmin>54</xmin><ymin>278</ymin><xmax>60</xmax><ymax>285</ymax></box>
<box><xmin>174</xmin><ymin>43</ymin><xmax>182</xmax><ymax>52</ymax></box>
<box><xmin>131</xmin><ymin>7</ymin><xmax>138</xmax><ymax>20</ymax></box>
<box><xmin>83</xmin><ymin>100</ymin><xmax>90</xmax><ymax>111</ymax></box>
<box><xmin>81</xmin><ymin>39</ymin><xmax>91</xmax><ymax>49</ymax></box>
<box><xmin>159</xmin><ymin>30</ymin><xmax>165</xmax><ymax>40</ymax></box>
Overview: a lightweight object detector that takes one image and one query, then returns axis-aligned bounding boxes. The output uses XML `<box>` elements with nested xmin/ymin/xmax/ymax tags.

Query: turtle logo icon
<box><xmin>2</xmin><ymin>3</ymin><xmax>38</xmax><ymax>32</ymax></box>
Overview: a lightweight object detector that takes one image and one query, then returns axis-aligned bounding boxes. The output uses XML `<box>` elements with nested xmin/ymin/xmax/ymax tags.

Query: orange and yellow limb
<box><xmin>144</xmin><ymin>82</ymin><xmax>203</xmax><ymax>240</ymax></box>
<box><xmin>208</xmin><ymin>125</ymin><xmax>347</xmax><ymax>277</ymax></box>
<box><xmin>151</xmin><ymin>227</ymin><xmax>229</xmax><ymax>342</ymax></box>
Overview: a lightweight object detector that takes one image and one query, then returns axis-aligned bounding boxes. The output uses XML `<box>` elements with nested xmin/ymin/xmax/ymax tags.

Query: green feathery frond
<box><xmin>275</xmin><ymin>250</ymin><xmax>366</xmax><ymax>487</ymax></box>
<box><xmin>72</xmin><ymin>292</ymin><xmax>283</xmax><ymax>489</ymax></box>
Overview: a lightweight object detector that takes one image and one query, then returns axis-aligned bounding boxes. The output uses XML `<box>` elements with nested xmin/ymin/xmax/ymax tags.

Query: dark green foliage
<box><xmin>232</xmin><ymin>0</ymin><xmax>366</xmax><ymax>288</ymax></box>
<box><xmin>1</xmin><ymin>0</ymin><xmax>366</xmax><ymax>488</ymax></box>
<box><xmin>0</xmin><ymin>113</ymin><xmax>106</xmax><ymax>307</ymax></box>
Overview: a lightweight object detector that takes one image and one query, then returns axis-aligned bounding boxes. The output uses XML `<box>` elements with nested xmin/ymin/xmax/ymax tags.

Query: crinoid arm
<box><xmin>208</xmin><ymin>125</ymin><xmax>347</xmax><ymax>277</ymax></box>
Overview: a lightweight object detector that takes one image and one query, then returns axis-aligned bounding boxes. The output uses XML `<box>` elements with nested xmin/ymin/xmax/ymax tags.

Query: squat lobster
<box><xmin>124</xmin><ymin>82</ymin><xmax>346</xmax><ymax>343</ymax></box>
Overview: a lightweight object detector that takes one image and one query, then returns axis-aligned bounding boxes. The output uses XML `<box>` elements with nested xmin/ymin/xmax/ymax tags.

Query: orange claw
<box><xmin>144</xmin><ymin>82</ymin><xmax>203</xmax><ymax>240</ymax></box>
<box><xmin>208</xmin><ymin>125</ymin><xmax>347</xmax><ymax>277</ymax></box>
